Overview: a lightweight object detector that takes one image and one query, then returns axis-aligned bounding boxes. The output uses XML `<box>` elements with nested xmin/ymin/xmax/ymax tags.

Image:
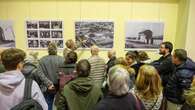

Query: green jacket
<box><xmin>56</xmin><ymin>77</ymin><xmax>102</xmax><ymax>110</ymax></box>
<box><xmin>184</xmin><ymin>86</ymin><xmax>195</xmax><ymax>105</ymax></box>
<box><xmin>0</xmin><ymin>63</ymin><xmax>5</xmax><ymax>73</ymax></box>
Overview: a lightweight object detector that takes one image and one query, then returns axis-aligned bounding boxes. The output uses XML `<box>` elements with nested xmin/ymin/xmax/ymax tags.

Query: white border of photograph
<box><xmin>25</xmin><ymin>19</ymin><xmax>64</xmax><ymax>50</ymax></box>
<box><xmin>125</xmin><ymin>21</ymin><xmax>164</xmax><ymax>51</ymax></box>
<box><xmin>75</xmin><ymin>19</ymin><xmax>114</xmax><ymax>50</ymax></box>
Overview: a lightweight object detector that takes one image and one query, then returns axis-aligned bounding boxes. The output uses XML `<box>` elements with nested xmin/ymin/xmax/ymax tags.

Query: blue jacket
<box><xmin>165</xmin><ymin>58</ymin><xmax>195</xmax><ymax>104</ymax></box>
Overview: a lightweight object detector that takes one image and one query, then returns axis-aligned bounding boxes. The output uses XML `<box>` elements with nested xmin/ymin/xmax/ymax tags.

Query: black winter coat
<box><xmin>95</xmin><ymin>93</ymin><xmax>145</xmax><ymax>110</ymax></box>
<box><xmin>152</xmin><ymin>54</ymin><xmax>175</xmax><ymax>87</ymax></box>
<box><xmin>165</xmin><ymin>58</ymin><xmax>195</xmax><ymax>104</ymax></box>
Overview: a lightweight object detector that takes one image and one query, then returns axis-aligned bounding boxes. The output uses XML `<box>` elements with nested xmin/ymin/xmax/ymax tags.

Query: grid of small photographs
<box><xmin>26</xmin><ymin>20</ymin><xmax>64</xmax><ymax>49</ymax></box>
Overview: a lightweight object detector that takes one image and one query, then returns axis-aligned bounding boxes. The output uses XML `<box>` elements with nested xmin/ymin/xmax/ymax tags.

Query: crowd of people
<box><xmin>0</xmin><ymin>39</ymin><xmax>195</xmax><ymax>110</ymax></box>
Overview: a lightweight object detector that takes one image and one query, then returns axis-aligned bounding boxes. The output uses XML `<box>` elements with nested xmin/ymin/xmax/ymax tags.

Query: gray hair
<box><xmin>108</xmin><ymin>66</ymin><xmax>130</xmax><ymax>96</ymax></box>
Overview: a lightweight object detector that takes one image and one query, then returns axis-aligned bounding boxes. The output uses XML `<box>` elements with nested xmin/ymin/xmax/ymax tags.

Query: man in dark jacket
<box><xmin>165</xmin><ymin>49</ymin><xmax>195</xmax><ymax>110</ymax></box>
<box><xmin>56</xmin><ymin>59</ymin><xmax>102</xmax><ymax>110</ymax></box>
<box><xmin>152</xmin><ymin>41</ymin><xmax>175</xmax><ymax>87</ymax></box>
<box><xmin>38</xmin><ymin>43</ymin><xmax>64</xmax><ymax>110</ymax></box>
<box><xmin>106</xmin><ymin>50</ymin><xmax>116</xmax><ymax>73</ymax></box>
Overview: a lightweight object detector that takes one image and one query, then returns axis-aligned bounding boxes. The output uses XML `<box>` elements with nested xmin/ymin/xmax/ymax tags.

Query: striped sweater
<box><xmin>88</xmin><ymin>56</ymin><xmax>106</xmax><ymax>85</ymax></box>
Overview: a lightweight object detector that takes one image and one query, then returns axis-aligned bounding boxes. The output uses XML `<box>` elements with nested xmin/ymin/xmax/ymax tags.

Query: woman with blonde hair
<box><xmin>132</xmin><ymin>65</ymin><xmax>163</xmax><ymax>110</ymax></box>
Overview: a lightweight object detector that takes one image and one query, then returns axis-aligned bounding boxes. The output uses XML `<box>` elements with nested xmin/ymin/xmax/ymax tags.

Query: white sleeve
<box><xmin>31</xmin><ymin>81</ymin><xmax>48</xmax><ymax>110</ymax></box>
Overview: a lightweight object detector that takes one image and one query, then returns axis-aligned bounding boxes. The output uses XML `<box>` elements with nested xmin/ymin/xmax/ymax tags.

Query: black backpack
<box><xmin>11</xmin><ymin>79</ymin><xmax>43</xmax><ymax>110</ymax></box>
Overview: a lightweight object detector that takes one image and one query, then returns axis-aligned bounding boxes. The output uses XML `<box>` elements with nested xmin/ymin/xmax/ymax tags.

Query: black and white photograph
<box><xmin>40</xmin><ymin>30</ymin><xmax>50</xmax><ymax>38</ymax></box>
<box><xmin>125</xmin><ymin>21</ymin><xmax>164</xmax><ymax>49</ymax></box>
<box><xmin>75</xmin><ymin>21</ymin><xmax>114</xmax><ymax>48</ymax></box>
<box><xmin>51</xmin><ymin>31</ymin><xmax>63</xmax><ymax>38</ymax></box>
<box><xmin>52</xmin><ymin>40</ymin><xmax>63</xmax><ymax>48</ymax></box>
<box><xmin>26</xmin><ymin>21</ymin><xmax>38</xmax><ymax>29</ymax></box>
<box><xmin>27</xmin><ymin>30</ymin><xmax>38</xmax><ymax>38</ymax></box>
<box><xmin>39</xmin><ymin>21</ymin><xmax>50</xmax><ymax>29</ymax></box>
<box><xmin>51</xmin><ymin>21</ymin><xmax>62</xmax><ymax>29</ymax></box>
<box><xmin>0</xmin><ymin>20</ymin><xmax>15</xmax><ymax>48</ymax></box>
<box><xmin>28</xmin><ymin>40</ymin><xmax>39</xmax><ymax>48</ymax></box>
<box><xmin>26</xmin><ymin>20</ymin><xmax>64</xmax><ymax>49</ymax></box>
<box><xmin>40</xmin><ymin>40</ymin><xmax>51</xmax><ymax>48</ymax></box>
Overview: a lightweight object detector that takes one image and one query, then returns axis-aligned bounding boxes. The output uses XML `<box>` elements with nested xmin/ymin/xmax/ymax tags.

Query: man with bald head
<box><xmin>88</xmin><ymin>45</ymin><xmax>106</xmax><ymax>87</ymax></box>
<box><xmin>106</xmin><ymin>50</ymin><xmax>116</xmax><ymax>73</ymax></box>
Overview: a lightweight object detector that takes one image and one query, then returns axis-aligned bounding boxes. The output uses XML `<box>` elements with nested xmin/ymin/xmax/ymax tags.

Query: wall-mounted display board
<box><xmin>75</xmin><ymin>20</ymin><xmax>114</xmax><ymax>49</ymax></box>
<box><xmin>0</xmin><ymin>20</ymin><xmax>15</xmax><ymax>48</ymax></box>
<box><xmin>125</xmin><ymin>21</ymin><xmax>164</xmax><ymax>50</ymax></box>
<box><xmin>26</xmin><ymin>20</ymin><xmax>64</xmax><ymax>49</ymax></box>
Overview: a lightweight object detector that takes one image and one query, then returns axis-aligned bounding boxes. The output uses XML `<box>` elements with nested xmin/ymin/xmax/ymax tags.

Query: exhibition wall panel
<box><xmin>0</xmin><ymin>0</ymin><xmax>179</xmax><ymax>61</ymax></box>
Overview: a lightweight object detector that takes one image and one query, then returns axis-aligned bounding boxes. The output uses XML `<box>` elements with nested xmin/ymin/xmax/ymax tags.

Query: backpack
<box><xmin>54</xmin><ymin>66</ymin><xmax>77</xmax><ymax>106</ymax></box>
<box><xmin>22</xmin><ymin>62</ymin><xmax>37</xmax><ymax>79</ymax></box>
<box><xmin>11</xmin><ymin>79</ymin><xmax>43</xmax><ymax>110</ymax></box>
<box><xmin>58</xmin><ymin>64</ymin><xmax>77</xmax><ymax>90</ymax></box>
<box><xmin>59</xmin><ymin>72</ymin><xmax>76</xmax><ymax>89</ymax></box>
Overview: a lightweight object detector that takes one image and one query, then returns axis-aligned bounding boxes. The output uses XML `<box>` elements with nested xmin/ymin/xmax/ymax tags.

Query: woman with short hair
<box><xmin>96</xmin><ymin>66</ymin><xmax>145</xmax><ymax>110</ymax></box>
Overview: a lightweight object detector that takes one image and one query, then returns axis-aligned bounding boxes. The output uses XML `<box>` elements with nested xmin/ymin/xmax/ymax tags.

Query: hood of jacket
<box><xmin>0</xmin><ymin>70</ymin><xmax>24</xmax><ymax>93</ymax></box>
<box><xmin>21</xmin><ymin>61</ymin><xmax>37</xmax><ymax>76</ymax></box>
<box><xmin>69</xmin><ymin>77</ymin><xmax>94</xmax><ymax>95</ymax></box>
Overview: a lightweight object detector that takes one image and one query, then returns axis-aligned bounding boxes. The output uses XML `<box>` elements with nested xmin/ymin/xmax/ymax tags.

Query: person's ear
<box><xmin>17</xmin><ymin>62</ymin><xmax>24</xmax><ymax>70</ymax></box>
